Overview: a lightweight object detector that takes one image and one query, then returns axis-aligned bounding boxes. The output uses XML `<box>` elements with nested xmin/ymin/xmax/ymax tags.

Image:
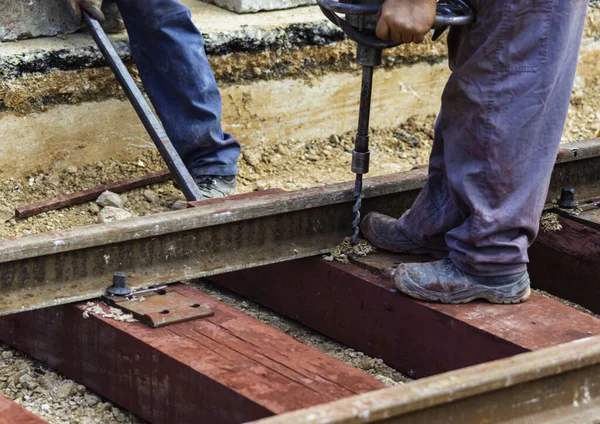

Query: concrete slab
<box><xmin>203</xmin><ymin>0</ymin><xmax>316</xmax><ymax>13</ymax></box>
<box><xmin>0</xmin><ymin>2</ymin><xmax>338</xmax><ymax>78</ymax></box>
<box><xmin>0</xmin><ymin>0</ymin><xmax>77</xmax><ymax>41</ymax></box>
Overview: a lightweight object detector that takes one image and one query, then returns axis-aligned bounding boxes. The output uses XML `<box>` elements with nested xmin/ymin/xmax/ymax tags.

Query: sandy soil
<box><xmin>0</xmin><ymin>115</ymin><xmax>435</xmax><ymax>239</ymax></box>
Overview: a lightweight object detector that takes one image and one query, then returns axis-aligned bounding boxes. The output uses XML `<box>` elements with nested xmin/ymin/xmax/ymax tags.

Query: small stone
<box><xmin>254</xmin><ymin>181</ymin><xmax>268</xmax><ymax>191</ymax></box>
<box><xmin>2</xmin><ymin>351</ymin><xmax>13</xmax><ymax>360</ymax></box>
<box><xmin>41</xmin><ymin>404</ymin><xmax>51</xmax><ymax>412</ymax></box>
<box><xmin>66</xmin><ymin>166</ymin><xmax>78</xmax><ymax>174</ymax></box>
<box><xmin>87</xmin><ymin>203</ymin><xmax>101</xmax><ymax>214</ymax></box>
<box><xmin>171</xmin><ymin>200</ymin><xmax>188</xmax><ymax>211</ymax></box>
<box><xmin>39</xmin><ymin>373</ymin><xmax>58</xmax><ymax>390</ymax></box>
<box><xmin>243</xmin><ymin>150</ymin><xmax>263</xmax><ymax>168</ymax></box>
<box><xmin>375</xmin><ymin>375</ymin><xmax>397</xmax><ymax>387</ymax></box>
<box><xmin>55</xmin><ymin>381</ymin><xmax>76</xmax><ymax>398</ymax></box>
<box><xmin>241</xmin><ymin>301</ymin><xmax>249</xmax><ymax>308</ymax></box>
<box><xmin>252</xmin><ymin>66</ymin><xmax>262</xmax><ymax>76</ymax></box>
<box><xmin>76</xmin><ymin>384</ymin><xmax>86</xmax><ymax>394</ymax></box>
<box><xmin>19</xmin><ymin>374</ymin><xmax>37</xmax><ymax>390</ymax></box>
<box><xmin>84</xmin><ymin>394</ymin><xmax>100</xmax><ymax>407</ymax></box>
<box><xmin>97</xmin><ymin>191</ymin><xmax>125</xmax><ymax>209</ymax></box>
<box><xmin>143</xmin><ymin>190</ymin><xmax>159</xmax><ymax>203</ymax></box>
<box><xmin>98</xmin><ymin>207</ymin><xmax>132</xmax><ymax>223</ymax></box>
<box><xmin>0</xmin><ymin>210</ymin><xmax>14</xmax><ymax>224</ymax></box>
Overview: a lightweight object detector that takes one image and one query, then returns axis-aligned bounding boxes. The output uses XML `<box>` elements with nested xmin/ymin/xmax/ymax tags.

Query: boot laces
<box><xmin>195</xmin><ymin>176</ymin><xmax>217</xmax><ymax>189</ymax></box>
<box><xmin>443</xmin><ymin>257</ymin><xmax>454</xmax><ymax>269</ymax></box>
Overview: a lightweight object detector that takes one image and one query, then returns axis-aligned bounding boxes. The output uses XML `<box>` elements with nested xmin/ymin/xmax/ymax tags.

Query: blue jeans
<box><xmin>398</xmin><ymin>0</ymin><xmax>589</xmax><ymax>276</ymax></box>
<box><xmin>115</xmin><ymin>0</ymin><xmax>240</xmax><ymax>177</ymax></box>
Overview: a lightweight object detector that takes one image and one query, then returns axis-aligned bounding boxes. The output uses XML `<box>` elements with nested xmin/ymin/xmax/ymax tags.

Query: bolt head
<box><xmin>107</xmin><ymin>272</ymin><xmax>131</xmax><ymax>296</ymax></box>
<box><xmin>558</xmin><ymin>187</ymin><xmax>576</xmax><ymax>209</ymax></box>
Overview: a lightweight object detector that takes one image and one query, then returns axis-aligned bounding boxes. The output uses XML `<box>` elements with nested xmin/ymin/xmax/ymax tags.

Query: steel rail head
<box><xmin>82</xmin><ymin>12</ymin><xmax>204</xmax><ymax>202</ymax></box>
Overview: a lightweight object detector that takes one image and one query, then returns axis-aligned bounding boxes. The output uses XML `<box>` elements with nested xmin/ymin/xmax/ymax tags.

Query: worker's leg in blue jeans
<box><xmin>362</xmin><ymin>0</ymin><xmax>589</xmax><ymax>303</ymax></box>
<box><xmin>115</xmin><ymin>0</ymin><xmax>240</xmax><ymax>182</ymax></box>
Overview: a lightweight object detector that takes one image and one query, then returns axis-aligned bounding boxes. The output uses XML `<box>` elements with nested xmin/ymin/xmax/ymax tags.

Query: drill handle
<box><xmin>317</xmin><ymin>0</ymin><xmax>475</xmax><ymax>49</ymax></box>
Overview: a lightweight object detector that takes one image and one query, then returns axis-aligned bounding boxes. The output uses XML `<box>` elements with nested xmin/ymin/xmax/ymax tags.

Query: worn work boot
<box><xmin>360</xmin><ymin>212</ymin><xmax>446</xmax><ymax>257</ymax></box>
<box><xmin>101</xmin><ymin>2</ymin><xmax>126</xmax><ymax>33</ymax></box>
<box><xmin>195</xmin><ymin>175</ymin><xmax>237</xmax><ymax>198</ymax></box>
<box><xmin>393</xmin><ymin>258</ymin><xmax>531</xmax><ymax>304</ymax></box>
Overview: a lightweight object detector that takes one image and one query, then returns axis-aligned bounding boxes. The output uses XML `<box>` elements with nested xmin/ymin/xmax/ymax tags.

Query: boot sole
<box><xmin>396</xmin><ymin>286</ymin><xmax>532</xmax><ymax>305</ymax></box>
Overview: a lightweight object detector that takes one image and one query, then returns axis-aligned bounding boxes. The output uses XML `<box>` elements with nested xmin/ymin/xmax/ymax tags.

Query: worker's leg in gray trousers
<box><xmin>397</xmin><ymin>0</ymin><xmax>589</xmax><ymax>276</ymax></box>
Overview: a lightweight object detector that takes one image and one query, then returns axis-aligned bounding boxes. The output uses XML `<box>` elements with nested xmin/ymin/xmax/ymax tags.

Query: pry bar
<box><xmin>83</xmin><ymin>11</ymin><xmax>204</xmax><ymax>202</ymax></box>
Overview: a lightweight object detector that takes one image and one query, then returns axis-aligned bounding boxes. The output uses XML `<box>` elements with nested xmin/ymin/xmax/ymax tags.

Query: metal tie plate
<box><xmin>103</xmin><ymin>287</ymin><xmax>214</xmax><ymax>328</ymax></box>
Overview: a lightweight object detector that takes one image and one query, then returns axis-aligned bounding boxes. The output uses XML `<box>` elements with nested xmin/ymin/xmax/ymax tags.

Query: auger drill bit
<box><xmin>350</xmin><ymin>47</ymin><xmax>378</xmax><ymax>245</ymax></box>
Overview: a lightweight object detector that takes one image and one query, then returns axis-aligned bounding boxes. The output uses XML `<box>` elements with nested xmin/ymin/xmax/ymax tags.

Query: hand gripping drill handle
<box><xmin>316</xmin><ymin>0</ymin><xmax>474</xmax><ymax>48</ymax></box>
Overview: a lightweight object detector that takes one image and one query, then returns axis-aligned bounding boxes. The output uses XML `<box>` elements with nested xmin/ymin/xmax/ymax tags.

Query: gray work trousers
<box><xmin>398</xmin><ymin>0</ymin><xmax>589</xmax><ymax>276</ymax></box>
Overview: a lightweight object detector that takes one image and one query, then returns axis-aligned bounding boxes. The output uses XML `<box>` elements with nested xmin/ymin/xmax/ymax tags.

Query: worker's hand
<box><xmin>66</xmin><ymin>0</ymin><xmax>105</xmax><ymax>25</ymax></box>
<box><xmin>376</xmin><ymin>0</ymin><xmax>437</xmax><ymax>44</ymax></box>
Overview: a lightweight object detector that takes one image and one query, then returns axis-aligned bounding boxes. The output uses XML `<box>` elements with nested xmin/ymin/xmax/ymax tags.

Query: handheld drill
<box><xmin>316</xmin><ymin>0</ymin><xmax>474</xmax><ymax>245</ymax></box>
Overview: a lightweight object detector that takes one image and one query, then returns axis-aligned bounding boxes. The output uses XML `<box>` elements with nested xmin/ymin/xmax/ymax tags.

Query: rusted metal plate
<box><xmin>553</xmin><ymin>200</ymin><xmax>600</xmax><ymax>231</ymax></box>
<box><xmin>0</xmin><ymin>284</ymin><xmax>384</xmax><ymax>424</ymax></box>
<box><xmin>104</xmin><ymin>288</ymin><xmax>214</xmax><ymax>328</ymax></box>
<box><xmin>0</xmin><ymin>138</ymin><xmax>599</xmax><ymax>316</ymax></box>
<box><xmin>581</xmin><ymin>207</ymin><xmax>600</xmax><ymax>224</ymax></box>
<box><xmin>250</xmin><ymin>335</ymin><xmax>600</xmax><ymax>424</ymax></box>
<box><xmin>15</xmin><ymin>169</ymin><xmax>171</xmax><ymax>219</ymax></box>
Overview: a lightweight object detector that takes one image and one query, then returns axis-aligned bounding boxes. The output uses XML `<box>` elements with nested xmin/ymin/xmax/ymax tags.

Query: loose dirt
<box><xmin>0</xmin><ymin>114</ymin><xmax>435</xmax><ymax>239</ymax></box>
<box><xmin>323</xmin><ymin>238</ymin><xmax>377</xmax><ymax>263</ymax></box>
<box><xmin>540</xmin><ymin>212</ymin><xmax>563</xmax><ymax>233</ymax></box>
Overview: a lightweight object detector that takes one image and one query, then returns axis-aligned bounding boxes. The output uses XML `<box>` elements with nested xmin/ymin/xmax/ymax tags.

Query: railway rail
<box><xmin>253</xmin><ymin>335</ymin><xmax>600</xmax><ymax>424</ymax></box>
<box><xmin>0</xmin><ymin>138</ymin><xmax>599</xmax><ymax>316</ymax></box>
<box><xmin>0</xmin><ymin>138</ymin><xmax>599</xmax><ymax>423</ymax></box>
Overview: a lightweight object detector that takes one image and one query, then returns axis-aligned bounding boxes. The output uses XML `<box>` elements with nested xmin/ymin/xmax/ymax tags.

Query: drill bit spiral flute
<box><xmin>316</xmin><ymin>0</ymin><xmax>474</xmax><ymax>245</ymax></box>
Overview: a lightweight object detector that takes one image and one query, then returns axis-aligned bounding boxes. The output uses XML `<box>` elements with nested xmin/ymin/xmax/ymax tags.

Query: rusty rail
<box><xmin>0</xmin><ymin>139</ymin><xmax>598</xmax><ymax>316</ymax></box>
<box><xmin>15</xmin><ymin>169</ymin><xmax>171</xmax><ymax>219</ymax></box>
<box><xmin>250</xmin><ymin>335</ymin><xmax>600</xmax><ymax>424</ymax></box>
